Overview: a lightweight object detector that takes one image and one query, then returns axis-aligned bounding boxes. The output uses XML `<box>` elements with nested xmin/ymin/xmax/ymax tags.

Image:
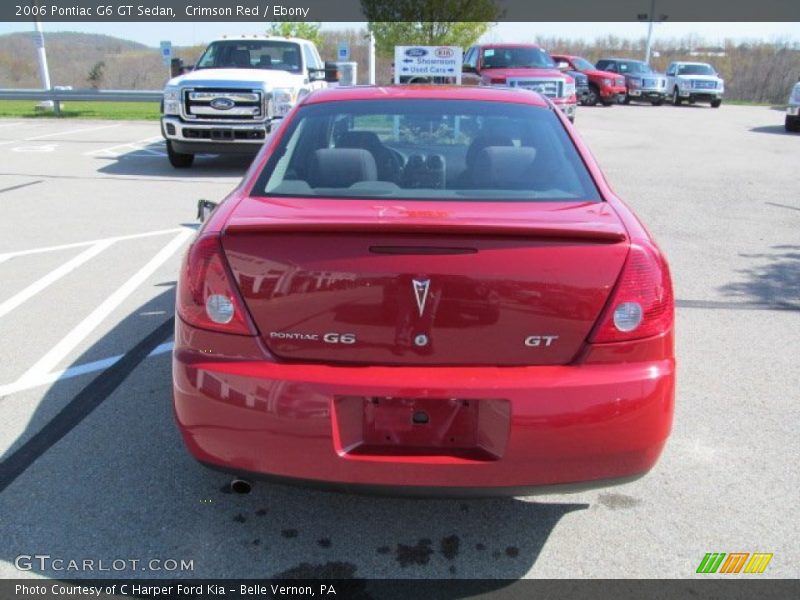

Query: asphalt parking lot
<box><xmin>0</xmin><ymin>103</ymin><xmax>797</xmax><ymax>581</ymax></box>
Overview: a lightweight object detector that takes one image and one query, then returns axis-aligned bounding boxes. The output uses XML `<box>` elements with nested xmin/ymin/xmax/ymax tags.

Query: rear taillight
<box><xmin>589</xmin><ymin>243</ymin><xmax>673</xmax><ymax>343</ymax></box>
<box><xmin>177</xmin><ymin>234</ymin><xmax>254</xmax><ymax>335</ymax></box>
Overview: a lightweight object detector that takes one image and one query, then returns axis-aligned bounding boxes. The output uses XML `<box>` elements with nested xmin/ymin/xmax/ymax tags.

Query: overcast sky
<box><xmin>0</xmin><ymin>21</ymin><xmax>797</xmax><ymax>47</ymax></box>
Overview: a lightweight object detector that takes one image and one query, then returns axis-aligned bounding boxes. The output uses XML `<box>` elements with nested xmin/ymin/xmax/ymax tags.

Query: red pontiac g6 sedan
<box><xmin>173</xmin><ymin>85</ymin><xmax>675</xmax><ymax>496</ymax></box>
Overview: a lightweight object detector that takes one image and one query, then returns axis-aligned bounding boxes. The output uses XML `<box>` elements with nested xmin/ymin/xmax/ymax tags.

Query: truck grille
<box><xmin>183</xmin><ymin>88</ymin><xmax>264</xmax><ymax>121</ymax></box>
<box><xmin>692</xmin><ymin>80</ymin><xmax>717</xmax><ymax>90</ymax></box>
<box><xmin>505</xmin><ymin>78</ymin><xmax>564</xmax><ymax>98</ymax></box>
<box><xmin>643</xmin><ymin>78</ymin><xmax>665</xmax><ymax>89</ymax></box>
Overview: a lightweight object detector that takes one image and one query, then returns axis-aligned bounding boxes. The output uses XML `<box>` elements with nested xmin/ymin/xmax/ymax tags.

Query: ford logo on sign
<box><xmin>405</xmin><ymin>47</ymin><xmax>428</xmax><ymax>58</ymax></box>
<box><xmin>210</xmin><ymin>97</ymin><xmax>235</xmax><ymax>110</ymax></box>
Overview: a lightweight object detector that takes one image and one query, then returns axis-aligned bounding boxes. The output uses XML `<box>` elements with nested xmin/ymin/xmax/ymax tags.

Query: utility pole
<box><xmin>32</xmin><ymin>17</ymin><xmax>57</xmax><ymax>113</ymax></box>
<box><xmin>644</xmin><ymin>0</ymin><xmax>656</xmax><ymax>64</ymax></box>
<box><xmin>368</xmin><ymin>29</ymin><xmax>376</xmax><ymax>85</ymax></box>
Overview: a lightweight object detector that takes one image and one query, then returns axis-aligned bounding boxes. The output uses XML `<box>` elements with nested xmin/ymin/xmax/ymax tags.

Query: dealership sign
<box><xmin>393</xmin><ymin>46</ymin><xmax>463</xmax><ymax>84</ymax></box>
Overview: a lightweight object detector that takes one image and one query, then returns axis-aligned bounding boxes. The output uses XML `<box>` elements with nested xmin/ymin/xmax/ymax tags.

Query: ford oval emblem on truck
<box><xmin>210</xmin><ymin>97</ymin><xmax>235</xmax><ymax>110</ymax></box>
<box><xmin>405</xmin><ymin>47</ymin><xmax>428</xmax><ymax>58</ymax></box>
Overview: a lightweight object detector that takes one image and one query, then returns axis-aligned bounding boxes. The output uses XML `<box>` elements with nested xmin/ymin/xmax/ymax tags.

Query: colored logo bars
<box><xmin>696</xmin><ymin>552</ymin><xmax>773</xmax><ymax>574</ymax></box>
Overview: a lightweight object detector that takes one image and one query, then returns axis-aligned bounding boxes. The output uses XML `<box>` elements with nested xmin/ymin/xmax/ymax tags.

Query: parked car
<box><xmin>563</xmin><ymin>68</ymin><xmax>590</xmax><ymax>105</ymax></box>
<box><xmin>161</xmin><ymin>35</ymin><xmax>337</xmax><ymax>168</ymax></box>
<box><xmin>551</xmin><ymin>54</ymin><xmax>627</xmax><ymax>106</ymax></box>
<box><xmin>665</xmin><ymin>62</ymin><xmax>724</xmax><ymax>107</ymax></box>
<box><xmin>595</xmin><ymin>58</ymin><xmax>667</xmax><ymax>105</ymax></box>
<box><xmin>462</xmin><ymin>43</ymin><xmax>578</xmax><ymax>121</ymax></box>
<box><xmin>173</xmin><ymin>85</ymin><xmax>675</xmax><ymax>495</ymax></box>
<box><xmin>786</xmin><ymin>79</ymin><xmax>800</xmax><ymax>132</ymax></box>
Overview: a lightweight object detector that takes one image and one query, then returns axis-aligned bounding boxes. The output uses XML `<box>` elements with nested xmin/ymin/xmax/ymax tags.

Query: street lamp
<box><xmin>638</xmin><ymin>0</ymin><xmax>669</xmax><ymax>64</ymax></box>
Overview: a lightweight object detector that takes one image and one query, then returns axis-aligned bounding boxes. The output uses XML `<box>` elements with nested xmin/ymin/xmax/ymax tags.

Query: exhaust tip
<box><xmin>230</xmin><ymin>478</ymin><xmax>252</xmax><ymax>494</ymax></box>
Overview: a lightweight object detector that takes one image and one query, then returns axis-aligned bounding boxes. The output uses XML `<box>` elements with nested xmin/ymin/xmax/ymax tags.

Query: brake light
<box><xmin>589</xmin><ymin>243</ymin><xmax>673</xmax><ymax>343</ymax></box>
<box><xmin>489</xmin><ymin>77</ymin><xmax>506</xmax><ymax>84</ymax></box>
<box><xmin>177</xmin><ymin>234</ymin><xmax>254</xmax><ymax>335</ymax></box>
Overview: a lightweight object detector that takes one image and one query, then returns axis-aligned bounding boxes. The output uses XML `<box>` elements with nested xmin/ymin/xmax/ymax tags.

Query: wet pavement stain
<box><xmin>459</xmin><ymin>503</ymin><xmax>469</xmax><ymax>512</ymax></box>
<box><xmin>475</xmin><ymin>543</ymin><xmax>486</xmax><ymax>551</ymax></box>
<box><xmin>376</xmin><ymin>546</ymin><xmax>391</xmax><ymax>555</ymax></box>
<box><xmin>440</xmin><ymin>535</ymin><xmax>460</xmax><ymax>560</ymax></box>
<box><xmin>233</xmin><ymin>513</ymin><xmax>246</xmax><ymax>523</ymax></box>
<box><xmin>281</xmin><ymin>528</ymin><xmax>299</xmax><ymax>538</ymax></box>
<box><xmin>253</xmin><ymin>539</ymin><xmax>261</xmax><ymax>546</ymax></box>
<box><xmin>598</xmin><ymin>493</ymin><xmax>642</xmax><ymax>510</ymax></box>
<box><xmin>273</xmin><ymin>561</ymin><xmax>358</xmax><ymax>579</ymax></box>
<box><xmin>505</xmin><ymin>546</ymin><xmax>519</xmax><ymax>558</ymax></box>
<box><xmin>255</xmin><ymin>508</ymin><xmax>267</xmax><ymax>516</ymax></box>
<box><xmin>318</xmin><ymin>538</ymin><xmax>332</xmax><ymax>548</ymax></box>
<box><xmin>395</xmin><ymin>539</ymin><xmax>434</xmax><ymax>567</ymax></box>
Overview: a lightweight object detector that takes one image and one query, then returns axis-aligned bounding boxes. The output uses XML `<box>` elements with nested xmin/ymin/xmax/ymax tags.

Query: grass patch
<box><xmin>0</xmin><ymin>100</ymin><xmax>161</xmax><ymax>120</ymax></box>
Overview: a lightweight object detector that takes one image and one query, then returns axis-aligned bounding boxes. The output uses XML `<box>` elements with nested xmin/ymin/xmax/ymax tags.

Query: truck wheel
<box><xmin>651</xmin><ymin>98</ymin><xmax>664</xmax><ymax>106</ymax></box>
<box><xmin>672</xmin><ymin>88</ymin><xmax>682</xmax><ymax>106</ymax></box>
<box><xmin>622</xmin><ymin>95</ymin><xmax>631</xmax><ymax>105</ymax></box>
<box><xmin>167</xmin><ymin>141</ymin><xmax>194</xmax><ymax>168</ymax></box>
<box><xmin>582</xmin><ymin>84</ymin><xmax>599</xmax><ymax>106</ymax></box>
<box><xmin>710</xmin><ymin>99</ymin><xmax>722</xmax><ymax>108</ymax></box>
<box><xmin>786</xmin><ymin>116</ymin><xmax>800</xmax><ymax>132</ymax></box>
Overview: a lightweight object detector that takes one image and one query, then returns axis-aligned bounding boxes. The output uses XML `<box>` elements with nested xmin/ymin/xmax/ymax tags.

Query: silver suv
<box><xmin>666</xmin><ymin>62</ymin><xmax>724</xmax><ymax>108</ymax></box>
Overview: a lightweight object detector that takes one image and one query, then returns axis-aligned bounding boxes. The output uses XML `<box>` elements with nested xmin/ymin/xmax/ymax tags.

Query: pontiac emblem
<box><xmin>412</xmin><ymin>279</ymin><xmax>431</xmax><ymax>317</ymax></box>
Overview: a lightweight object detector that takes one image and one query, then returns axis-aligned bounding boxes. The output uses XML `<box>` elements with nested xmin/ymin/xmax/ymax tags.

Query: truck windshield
<box><xmin>618</xmin><ymin>61</ymin><xmax>652</xmax><ymax>75</ymax></box>
<box><xmin>481</xmin><ymin>47</ymin><xmax>554</xmax><ymax>69</ymax></box>
<box><xmin>254</xmin><ymin>99</ymin><xmax>601</xmax><ymax>203</ymax></box>
<box><xmin>677</xmin><ymin>64</ymin><xmax>715</xmax><ymax>76</ymax></box>
<box><xmin>571</xmin><ymin>57</ymin><xmax>596</xmax><ymax>71</ymax></box>
<box><xmin>196</xmin><ymin>40</ymin><xmax>302</xmax><ymax>72</ymax></box>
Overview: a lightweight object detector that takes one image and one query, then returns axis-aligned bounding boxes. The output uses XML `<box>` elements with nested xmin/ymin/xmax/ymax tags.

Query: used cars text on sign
<box><xmin>393</xmin><ymin>46</ymin><xmax>463</xmax><ymax>84</ymax></box>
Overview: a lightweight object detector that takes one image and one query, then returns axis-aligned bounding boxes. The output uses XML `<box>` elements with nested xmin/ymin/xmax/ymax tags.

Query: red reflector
<box><xmin>177</xmin><ymin>234</ymin><xmax>254</xmax><ymax>335</ymax></box>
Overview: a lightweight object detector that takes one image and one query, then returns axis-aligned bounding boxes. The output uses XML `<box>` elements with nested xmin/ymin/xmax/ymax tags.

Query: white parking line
<box><xmin>0</xmin><ymin>227</ymin><xmax>185</xmax><ymax>262</ymax></box>
<box><xmin>0</xmin><ymin>342</ymin><xmax>173</xmax><ymax>397</ymax></box>
<box><xmin>0</xmin><ymin>240</ymin><xmax>113</xmax><ymax>319</ymax></box>
<box><xmin>11</xmin><ymin>228</ymin><xmax>192</xmax><ymax>389</ymax></box>
<box><xmin>86</xmin><ymin>136</ymin><xmax>164</xmax><ymax>157</ymax></box>
<box><xmin>0</xmin><ymin>123</ymin><xmax>121</xmax><ymax>147</ymax></box>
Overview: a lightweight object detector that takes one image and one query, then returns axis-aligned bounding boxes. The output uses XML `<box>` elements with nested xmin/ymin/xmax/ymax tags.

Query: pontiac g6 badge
<box><xmin>412</xmin><ymin>279</ymin><xmax>431</xmax><ymax>317</ymax></box>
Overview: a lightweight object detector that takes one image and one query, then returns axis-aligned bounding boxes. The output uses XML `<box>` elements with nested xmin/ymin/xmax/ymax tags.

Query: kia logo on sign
<box><xmin>435</xmin><ymin>47</ymin><xmax>454</xmax><ymax>58</ymax></box>
<box><xmin>405</xmin><ymin>47</ymin><xmax>428</xmax><ymax>58</ymax></box>
<box><xmin>210</xmin><ymin>97</ymin><xmax>235</xmax><ymax>110</ymax></box>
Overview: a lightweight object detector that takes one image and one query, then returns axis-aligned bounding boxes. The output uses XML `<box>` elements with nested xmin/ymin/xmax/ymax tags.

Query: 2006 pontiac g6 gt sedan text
<box><xmin>173</xmin><ymin>85</ymin><xmax>675</xmax><ymax>496</ymax></box>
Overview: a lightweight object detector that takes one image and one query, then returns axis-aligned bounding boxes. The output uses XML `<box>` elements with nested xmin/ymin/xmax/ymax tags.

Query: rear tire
<box><xmin>710</xmin><ymin>99</ymin><xmax>722</xmax><ymax>108</ymax></box>
<box><xmin>167</xmin><ymin>141</ymin><xmax>194</xmax><ymax>168</ymax></box>
<box><xmin>672</xmin><ymin>88</ymin><xmax>682</xmax><ymax>106</ymax></box>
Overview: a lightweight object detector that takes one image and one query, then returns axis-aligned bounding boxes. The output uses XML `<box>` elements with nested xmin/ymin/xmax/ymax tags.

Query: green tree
<box><xmin>266</xmin><ymin>22</ymin><xmax>322</xmax><ymax>47</ymax></box>
<box><xmin>361</xmin><ymin>0</ymin><xmax>501</xmax><ymax>57</ymax></box>
<box><xmin>86</xmin><ymin>60</ymin><xmax>106</xmax><ymax>89</ymax></box>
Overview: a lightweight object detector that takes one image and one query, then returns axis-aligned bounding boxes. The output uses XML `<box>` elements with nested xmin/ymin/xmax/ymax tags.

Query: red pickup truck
<box><xmin>463</xmin><ymin>44</ymin><xmax>577</xmax><ymax>121</ymax></box>
<box><xmin>550</xmin><ymin>54</ymin><xmax>627</xmax><ymax>106</ymax></box>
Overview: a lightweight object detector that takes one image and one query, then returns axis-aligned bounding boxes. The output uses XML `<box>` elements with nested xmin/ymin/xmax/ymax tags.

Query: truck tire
<box><xmin>167</xmin><ymin>141</ymin><xmax>194</xmax><ymax>168</ymax></box>
<box><xmin>582</xmin><ymin>84</ymin><xmax>599</xmax><ymax>106</ymax></box>
<box><xmin>710</xmin><ymin>99</ymin><xmax>722</xmax><ymax>108</ymax></box>
<box><xmin>786</xmin><ymin>116</ymin><xmax>800</xmax><ymax>132</ymax></box>
<box><xmin>672</xmin><ymin>88</ymin><xmax>682</xmax><ymax>106</ymax></box>
<box><xmin>651</xmin><ymin>98</ymin><xmax>664</xmax><ymax>106</ymax></box>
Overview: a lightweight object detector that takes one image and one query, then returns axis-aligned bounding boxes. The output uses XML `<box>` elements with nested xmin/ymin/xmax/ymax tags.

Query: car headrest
<box><xmin>337</xmin><ymin>131</ymin><xmax>384</xmax><ymax>152</ymax></box>
<box><xmin>258</xmin><ymin>55</ymin><xmax>272</xmax><ymax>68</ymax></box>
<box><xmin>472</xmin><ymin>146</ymin><xmax>538</xmax><ymax>188</ymax></box>
<box><xmin>308</xmin><ymin>148</ymin><xmax>378</xmax><ymax>188</ymax></box>
<box><xmin>282</xmin><ymin>50</ymin><xmax>299</xmax><ymax>68</ymax></box>
<box><xmin>229</xmin><ymin>49</ymin><xmax>250</xmax><ymax>67</ymax></box>
<box><xmin>465</xmin><ymin>133</ymin><xmax>514</xmax><ymax>167</ymax></box>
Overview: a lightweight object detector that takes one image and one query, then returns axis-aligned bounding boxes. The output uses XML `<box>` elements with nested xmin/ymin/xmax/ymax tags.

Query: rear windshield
<box><xmin>254</xmin><ymin>99</ymin><xmax>601</xmax><ymax>203</ymax></box>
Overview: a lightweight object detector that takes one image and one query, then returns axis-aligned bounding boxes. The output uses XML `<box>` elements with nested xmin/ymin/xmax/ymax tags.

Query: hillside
<box><xmin>0</xmin><ymin>31</ymin><xmax>203</xmax><ymax>89</ymax></box>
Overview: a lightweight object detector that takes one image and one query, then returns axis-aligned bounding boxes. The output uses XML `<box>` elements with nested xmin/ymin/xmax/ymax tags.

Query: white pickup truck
<box><xmin>160</xmin><ymin>35</ymin><xmax>337</xmax><ymax>168</ymax></box>
<box><xmin>665</xmin><ymin>61</ymin><xmax>724</xmax><ymax>108</ymax></box>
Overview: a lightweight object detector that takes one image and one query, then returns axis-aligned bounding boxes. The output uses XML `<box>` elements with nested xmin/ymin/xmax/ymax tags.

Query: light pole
<box><xmin>639</xmin><ymin>0</ymin><xmax>668</xmax><ymax>64</ymax></box>
<box><xmin>32</xmin><ymin>16</ymin><xmax>57</xmax><ymax>113</ymax></box>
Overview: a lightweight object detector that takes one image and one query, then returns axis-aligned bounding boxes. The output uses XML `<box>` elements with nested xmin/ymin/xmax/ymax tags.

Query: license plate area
<box><xmin>333</xmin><ymin>396</ymin><xmax>510</xmax><ymax>461</ymax></box>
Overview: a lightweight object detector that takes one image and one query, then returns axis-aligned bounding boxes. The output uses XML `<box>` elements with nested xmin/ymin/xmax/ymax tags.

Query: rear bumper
<box><xmin>173</xmin><ymin>322</ymin><xmax>675</xmax><ymax>494</ymax></box>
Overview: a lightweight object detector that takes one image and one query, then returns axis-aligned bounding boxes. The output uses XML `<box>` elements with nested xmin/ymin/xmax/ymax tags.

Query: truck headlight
<box><xmin>602</xmin><ymin>78</ymin><xmax>612</xmax><ymax>87</ymax></box>
<box><xmin>563</xmin><ymin>82</ymin><xmax>576</xmax><ymax>97</ymax></box>
<box><xmin>272</xmin><ymin>88</ymin><xmax>296</xmax><ymax>117</ymax></box>
<box><xmin>629</xmin><ymin>78</ymin><xmax>642</xmax><ymax>88</ymax></box>
<box><xmin>163</xmin><ymin>87</ymin><xmax>180</xmax><ymax>115</ymax></box>
<box><xmin>680</xmin><ymin>80</ymin><xmax>692</xmax><ymax>90</ymax></box>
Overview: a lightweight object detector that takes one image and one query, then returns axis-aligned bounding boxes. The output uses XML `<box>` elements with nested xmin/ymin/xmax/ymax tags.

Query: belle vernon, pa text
<box><xmin>16</xmin><ymin>583</ymin><xmax>338</xmax><ymax>597</ymax></box>
<box><xmin>42</xmin><ymin>5</ymin><xmax>311</xmax><ymax>18</ymax></box>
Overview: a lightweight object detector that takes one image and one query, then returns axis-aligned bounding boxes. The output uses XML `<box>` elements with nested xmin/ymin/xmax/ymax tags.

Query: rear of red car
<box><xmin>172</xmin><ymin>86</ymin><xmax>674</xmax><ymax>495</ymax></box>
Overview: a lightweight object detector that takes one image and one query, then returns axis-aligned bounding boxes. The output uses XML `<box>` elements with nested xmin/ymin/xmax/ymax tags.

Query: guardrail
<box><xmin>0</xmin><ymin>89</ymin><xmax>163</xmax><ymax>114</ymax></box>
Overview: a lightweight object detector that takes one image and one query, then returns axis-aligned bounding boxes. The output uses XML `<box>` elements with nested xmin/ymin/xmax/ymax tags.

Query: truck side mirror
<box><xmin>324</xmin><ymin>62</ymin><xmax>340</xmax><ymax>83</ymax></box>
<box><xmin>170</xmin><ymin>58</ymin><xmax>183</xmax><ymax>78</ymax></box>
<box><xmin>556</xmin><ymin>61</ymin><xmax>569</xmax><ymax>71</ymax></box>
